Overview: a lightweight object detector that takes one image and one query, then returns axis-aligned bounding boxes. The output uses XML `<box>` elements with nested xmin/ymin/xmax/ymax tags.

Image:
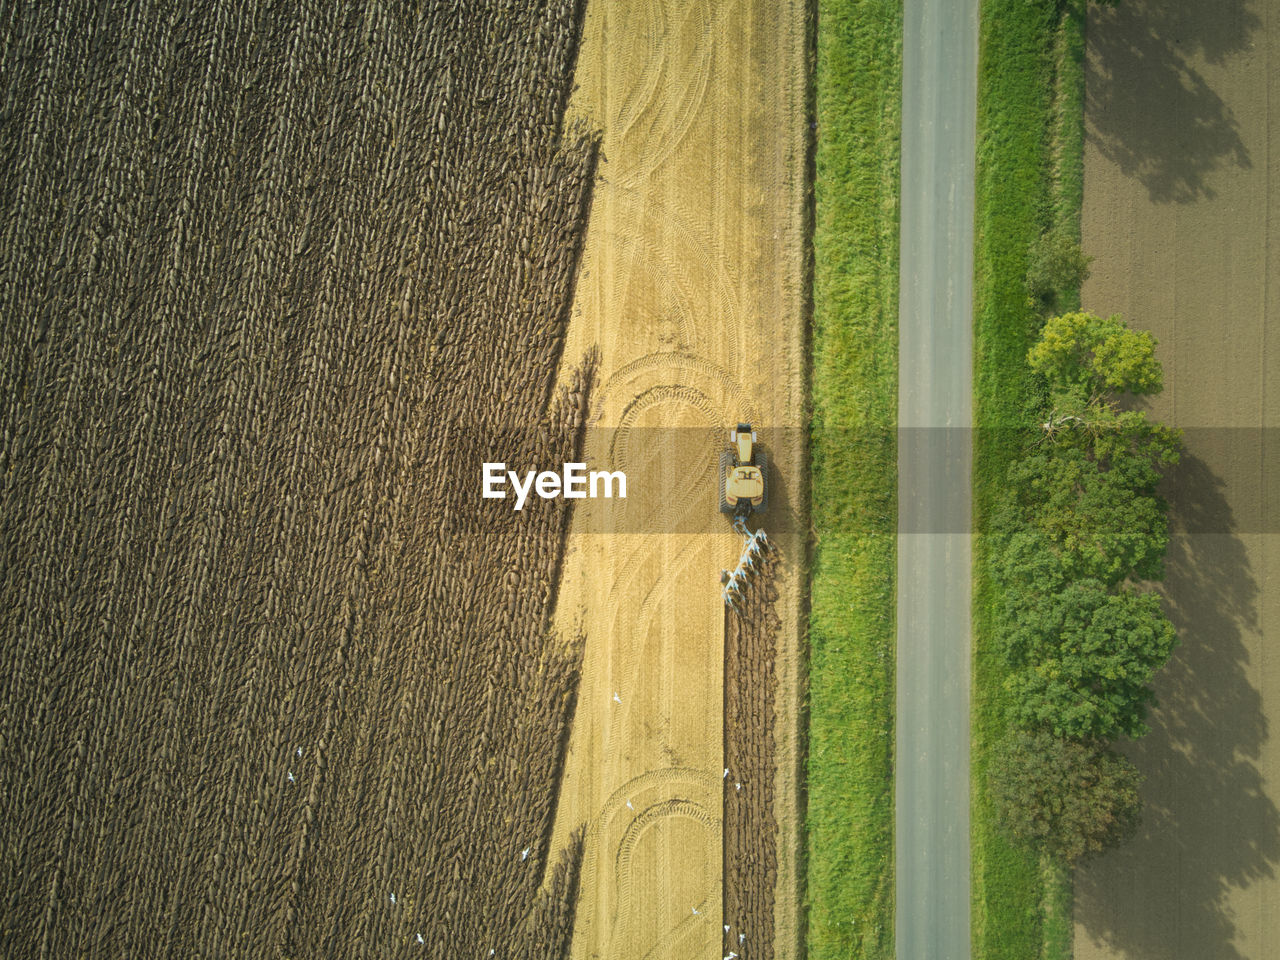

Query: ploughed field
<box><xmin>0</xmin><ymin>1</ymin><xmax>598</xmax><ymax>956</ymax></box>
<box><xmin>723</xmin><ymin>551</ymin><xmax>783</xmax><ymax>960</ymax></box>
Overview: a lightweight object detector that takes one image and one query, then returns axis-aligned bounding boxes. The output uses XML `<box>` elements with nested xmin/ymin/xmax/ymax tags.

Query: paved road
<box><xmin>896</xmin><ymin>0</ymin><xmax>978</xmax><ymax>956</ymax></box>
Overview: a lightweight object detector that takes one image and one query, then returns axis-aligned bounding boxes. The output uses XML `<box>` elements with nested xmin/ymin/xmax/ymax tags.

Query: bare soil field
<box><xmin>1077</xmin><ymin>1</ymin><xmax>1279</xmax><ymax>957</ymax></box>
<box><xmin>548</xmin><ymin>0</ymin><xmax>808</xmax><ymax>957</ymax></box>
<box><xmin>0</xmin><ymin>2</ymin><xmax>598</xmax><ymax>957</ymax></box>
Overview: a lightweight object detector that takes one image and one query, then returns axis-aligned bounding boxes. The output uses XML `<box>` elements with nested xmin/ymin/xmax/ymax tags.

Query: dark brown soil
<box><xmin>723</xmin><ymin>544</ymin><xmax>780</xmax><ymax>960</ymax></box>
<box><xmin>0</xmin><ymin>1</ymin><xmax>597</xmax><ymax>957</ymax></box>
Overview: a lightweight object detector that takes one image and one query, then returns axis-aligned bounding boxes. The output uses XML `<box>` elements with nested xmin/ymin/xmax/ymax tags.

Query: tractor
<box><xmin>718</xmin><ymin>422</ymin><xmax>768</xmax><ymax>517</ymax></box>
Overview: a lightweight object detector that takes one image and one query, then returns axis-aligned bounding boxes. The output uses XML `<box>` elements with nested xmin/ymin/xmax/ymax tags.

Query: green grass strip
<box><xmin>808</xmin><ymin>2</ymin><xmax>902</xmax><ymax>958</ymax></box>
<box><xmin>1052</xmin><ymin>2</ymin><xmax>1086</xmax><ymax>230</ymax></box>
<box><xmin>1041</xmin><ymin>8</ymin><xmax>1087</xmax><ymax>960</ymax></box>
<box><xmin>1042</xmin><ymin>853</ymin><xmax>1076</xmax><ymax>960</ymax></box>
<box><xmin>1052</xmin><ymin>1</ymin><xmax>1087</xmax><ymax>317</ymax></box>
<box><xmin>970</xmin><ymin>0</ymin><xmax>1059</xmax><ymax>957</ymax></box>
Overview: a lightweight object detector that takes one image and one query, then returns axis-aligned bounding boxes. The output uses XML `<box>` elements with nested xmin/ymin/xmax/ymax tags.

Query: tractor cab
<box><xmin>718</xmin><ymin>423</ymin><xmax>768</xmax><ymax>517</ymax></box>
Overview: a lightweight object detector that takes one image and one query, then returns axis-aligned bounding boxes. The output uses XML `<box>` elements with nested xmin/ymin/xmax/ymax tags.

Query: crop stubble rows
<box><xmin>0</xmin><ymin>1</ymin><xmax>597</xmax><ymax>957</ymax></box>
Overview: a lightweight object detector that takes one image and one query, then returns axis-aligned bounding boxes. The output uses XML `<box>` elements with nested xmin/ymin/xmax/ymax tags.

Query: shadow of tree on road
<box><xmin>1086</xmin><ymin>0</ymin><xmax>1258</xmax><ymax>203</ymax></box>
<box><xmin>1075</xmin><ymin>452</ymin><xmax>1280</xmax><ymax>959</ymax></box>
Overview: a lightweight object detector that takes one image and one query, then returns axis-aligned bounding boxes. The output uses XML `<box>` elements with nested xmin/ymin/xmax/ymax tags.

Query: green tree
<box><xmin>1002</xmin><ymin>579</ymin><xmax>1177</xmax><ymax>741</ymax></box>
<box><xmin>993</xmin><ymin>526</ymin><xmax>1069</xmax><ymax>596</ymax></box>
<box><xmin>1007</xmin><ymin>423</ymin><xmax>1179</xmax><ymax>585</ymax></box>
<box><xmin>1013</xmin><ymin>312</ymin><xmax>1181</xmax><ymax>585</ymax></box>
<box><xmin>1025</xmin><ymin>227</ymin><xmax>1092</xmax><ymax>314</ymax></box>
<box><xmin>990</xmin><ymin>730</ymin><xmax>1143</xmax><ymax>864</ymax></box>
<box><xmin>989</xmin><ymin>308</ymin><xmax>1180</xmax><ymax>863</ymax></box>
<box><xmin>1029</xmin><ymin>311</ymin><xmax>1163</xmax><ymax>404</ymax></box>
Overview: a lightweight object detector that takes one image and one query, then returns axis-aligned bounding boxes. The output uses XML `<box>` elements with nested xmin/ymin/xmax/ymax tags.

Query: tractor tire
<box><xmin>753</xmin><ymin>448</ymin><xmax>769</xmax><ymax>514</ymax></box>
<box><xmin>718</xmin><ymin>450</ymin><xmax>734</xmax><ymax>514</ymax></box>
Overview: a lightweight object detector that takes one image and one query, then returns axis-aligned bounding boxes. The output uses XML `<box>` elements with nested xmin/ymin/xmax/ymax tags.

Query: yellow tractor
<box><xmin>718</xmin><ymin>422</ymin><xmax>768</xmax><ymax>517</ymax></box>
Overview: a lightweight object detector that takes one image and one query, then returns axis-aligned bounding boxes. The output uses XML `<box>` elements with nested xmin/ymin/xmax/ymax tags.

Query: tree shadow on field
<box><xmin>1075</xmin><ymin>452</ymin><xmax>1280</xmax><ymax>959</ymax></box>
<box><xmin>1086</xmin><ymin>0</ymin><xmax>1259</xmax><ymax>203</ymax></box>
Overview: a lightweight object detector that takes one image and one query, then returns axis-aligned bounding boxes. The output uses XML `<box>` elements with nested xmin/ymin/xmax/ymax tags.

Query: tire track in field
<box><xmin>549</xmin><ymin>0</ymin><xmax>807</xmax><ymax>956</ymax></box>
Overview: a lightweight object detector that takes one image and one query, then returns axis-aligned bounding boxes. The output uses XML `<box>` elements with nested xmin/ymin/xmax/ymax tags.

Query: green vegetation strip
<box><xmin>808</xmin><ymin>2</ymin><xmax>901</xmax><ymax>958</ymax></box>
<box><xmin>971</xmin><ymin>1</ymin><xmax>1083</xmax><ymax>957</ymax></box>
<box><xmin>1037</xmin><ymin>27</ymin><xmax>1084</xmax><ymax>960</ymax></box>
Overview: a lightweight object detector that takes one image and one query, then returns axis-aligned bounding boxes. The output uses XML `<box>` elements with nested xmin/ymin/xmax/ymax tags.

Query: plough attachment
<box><xmin>720</xmin><ymin>517</ymin><xmax>772</xmax><ymax>610</ymax></box>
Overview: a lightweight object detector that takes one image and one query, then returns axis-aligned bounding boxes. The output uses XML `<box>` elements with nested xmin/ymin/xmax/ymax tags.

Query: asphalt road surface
<box><xmin>896</xmin><ymin>0</ymin><xmax>978</xmax><ymax>956</ymax></box>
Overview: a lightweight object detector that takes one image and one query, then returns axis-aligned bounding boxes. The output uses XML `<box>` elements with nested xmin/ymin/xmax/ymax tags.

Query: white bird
<box><xmin>724</xmin><ymin>924</ymin><xmax>730</xmax><ymax>933</ymax></box>
<box><xmin>692</xmin><ymin>906</ymin><xmax>700</xmax><ymax>916</ymax></box>
<box><xmin>736</xmin><ymin>782</ymin><xmax>742</xmax><ymax>791</ymax></box>
<box><xmin>739</xmin><ymin>933</ymin><xmax>746</xmax><ymax>943</ymax></box>
<box><xmin>521</xmin><ymin>847</ymin><xmax>530</xmax><ymax>861</ymax></box>
<box><xmin>416</xmin><ymin>933</ymin><xmax>424</xmax><ymax>944</ymax></box>
<box><xmin>287</xmin><ymin>771</ymin><xmax>295</xmax><ymax>783</ymax></box>
<box><xmin>723</xmin><ymin>768</ymin><xmax>729</xmax><ymax>779</ymax></box>
<box><xmin>626</xmin><ymin>800</ymin><xmax>633</xmax><ymax>810</ymax></box>
<box><xmin>296</xmin><ymin>746</ymin><xmax>303</xmax><ymax>758</ymax></box>
<box><xmin>613</xmin><ymin>692</ymin><xmax>622</xmax><ymax>704</ymax></box>
<box><xmin>390</xmin><ymin>893</ymin><xmax>396</xmax><ymax>904</ymax></box>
